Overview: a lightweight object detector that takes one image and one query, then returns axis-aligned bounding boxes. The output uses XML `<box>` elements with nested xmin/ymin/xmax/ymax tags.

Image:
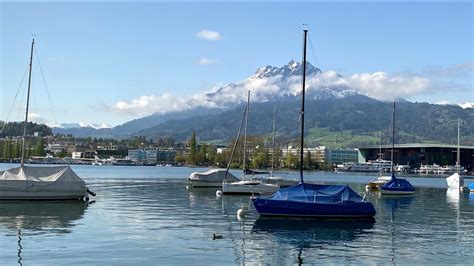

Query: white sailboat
<box><xmin>446</xmin><ymin>119</ymin><xmax>464</xmax><ymax>191</ymax></box>
<box><xmin>222</xmin><ymin>91</ymin><xmax>279</xmax><ymax>195</ymax></box>
<box><xmin>367</xmin><ymin>131</ymin><xmax>392</xmax><ymax>191</ymax></box>
<box><xmin>266</xmin><ymin>107</ymin><xmax>298</xmax><ymax>188</ymax></box>
<box><xmin>0</xmin><ymin>39</ymin><xmax>94</xmax><ymax>200</ymax></box>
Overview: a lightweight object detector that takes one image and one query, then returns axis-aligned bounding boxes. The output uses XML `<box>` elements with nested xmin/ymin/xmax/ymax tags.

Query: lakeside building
<box><xmin>358</xmin><ymin>143</ymin><xmax>474</xmax><ymax>171</ymax></box>
<box><xmin>128</xmin><ymin>148</ymin><xmax>176</xmax><ymax>163</ymax></box>
<box><xmin>324</xmin><ymin>148</ymin><xmax>361</xmax><ymax>165</ymax></box>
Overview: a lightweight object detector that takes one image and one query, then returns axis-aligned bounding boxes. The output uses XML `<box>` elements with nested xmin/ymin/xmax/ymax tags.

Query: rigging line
<box><xmin>34</xmin><ymin>45</ymin><xmax>58</xmax><ymax>125</ymax></box>
<box><xmin>1</xmin><ymin>65</ymin><xmax>29</xmax><ymax>133</ymax></box>
<box><xmin>308</xmin><ymin>35</ymin><xmax>320</xmax><ymax>90</ymax></box>
<box><xmin>16</xmin><ymin>74</ymin><xmax>28</xmax><ymax>123</ymax></box>
<box><xmin>308</xmin><ymin>35</ymin><xmax>318</xmax><ymax>67</ymax></box>
<box><xmin>31</xmin><ymin>76</ymin><xmax>37</xmax><ymax>121</ymax></box>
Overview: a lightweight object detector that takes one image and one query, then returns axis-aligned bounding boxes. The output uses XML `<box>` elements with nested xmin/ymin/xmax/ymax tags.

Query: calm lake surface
<box><xmin>1</xmin><ymin>163</ymin><xmax>473</xmax><ymax>265</ymax></box>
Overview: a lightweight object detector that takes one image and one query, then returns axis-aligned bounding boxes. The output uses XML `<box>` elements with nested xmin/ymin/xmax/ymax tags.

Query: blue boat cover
<box><xmin>469</xmin><ymin>183</ymin><xmax>474</xmax><ymax>191</ymax></box>
<box><xmin>268</xmin><ymin>183</ymin><xmax>364</xmax><ymax>204</ymax></box>
<box><xmin>252</xmin><ymin>183</ymin><xmax>376</xmax><ymax>217</ymax></box>
<box><xmin>381</xmin><ymin>177</ymin><xmax>415</xmax><ymax>192</ymax></box>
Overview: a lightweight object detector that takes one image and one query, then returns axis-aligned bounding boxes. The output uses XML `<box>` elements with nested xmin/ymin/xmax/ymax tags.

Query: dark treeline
<box><xmin>0</xmin><ymin>121</ymin><xmax>52</xmax><ymax>138</ymax></box>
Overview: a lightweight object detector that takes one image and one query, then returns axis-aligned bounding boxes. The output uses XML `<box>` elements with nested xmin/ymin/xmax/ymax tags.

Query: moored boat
<box><xmin>0</xmin><ymin>39</ymin><xmax>94</xmax><ymax>201</ymax></box>
<box><xmin>379</xmin><ymin>102</ymin><xmax>415</xmax><ymax>196</ymax></box>
<box><xmin>188</xmin><ymin>169</ymin><xmax>239</xmax><ymax>188</ymax></box>
<box><xmin>222</xmin><ymin>179</ymin><xmax>279</xmax><ymax>195</ymax></box>
<box><xmin>251</xmin><ymin>29</ymin><xmax>376</xmax><ymax>219</ymax></box>
<box><xmin>446</xmin><ymin>119</ymin><xmax>464</xmax><ymax>191</ymax></box>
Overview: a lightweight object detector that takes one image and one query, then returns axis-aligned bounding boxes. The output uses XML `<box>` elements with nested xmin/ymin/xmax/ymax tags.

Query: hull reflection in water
<box><xmin>251</xmin><ymin>217</ymin><xmax>374</xmax><ymax>263</ymax></box>
<box><xmin>0</xmin><ymin>201</ymin><xmax>88</xmax><ymax>233</ymax></box>
<box><xmin>252</xmin><ymin>217</ymin><xmax>374</xmax><ymax>239</ymax></box>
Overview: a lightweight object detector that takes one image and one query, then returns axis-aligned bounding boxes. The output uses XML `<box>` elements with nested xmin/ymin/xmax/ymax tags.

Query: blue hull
<box><xmin>252</xmin><ymin>197</ymin><xmax>376</xmax><ymax>218</ymax></box>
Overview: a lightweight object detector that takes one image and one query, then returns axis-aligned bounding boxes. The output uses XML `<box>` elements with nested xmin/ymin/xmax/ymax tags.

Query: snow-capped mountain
<box><xmin>201</xmin><ymin>61</ymin><xmax>361</xmax><ymax>107</ymax></box>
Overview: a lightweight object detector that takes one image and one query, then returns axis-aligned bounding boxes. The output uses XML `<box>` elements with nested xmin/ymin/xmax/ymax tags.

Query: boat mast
<box><xmin>391</xmin><ymin>101</ymin><xmax>395</xmax><ymax>178</ymax></box>
<box><xmin>20</xmin><ymin>38</ymin><xmax>35</xmax><ymax>166</ymax></box>
<box><xmin>270</xmin><ymin>107</ymin><xmax>277</xmax><ymax>176</ymax></box>
<box><xmin>456</xmin><ymin>118</ymin><xmax>460</xmax><ymax>174</ymax></box>
<box><xmin>379</xmin><ymin>130</ymin><xmax>382</xmax><ymax>159</ymax></box>
<box><xmin>243</xmin><ymin>90</ymin><xmax>250</xmax><ymax>173</ymax></box>
<box><xmin>299</xmin><ymin>29</ymin><xmax>308</xmax><ymax>184</ymax></box>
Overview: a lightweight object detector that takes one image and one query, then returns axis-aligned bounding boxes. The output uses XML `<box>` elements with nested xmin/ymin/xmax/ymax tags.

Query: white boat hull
<box><xmin>222</xmin><ymin>181</ymin><xmax>279</xmax><ymax>195</ymax></box>
<box><xmin>187</xmin><ymin>180</ymin><xmax>223</xmax><ymax>188</ymax></box>
<box><xmin>0</xmin><ymin>188</ymin><xmax>87</xmax><ymax>200</ymax></box>
<box><xmin>446</xmin><ymin>173</ymin><xmax>464</xmax><ymax>190</ymax></box>
<box><xmin>266</xmin><ymin>176</ymin><xmax>298</xmax><ymax>188</ymax></box>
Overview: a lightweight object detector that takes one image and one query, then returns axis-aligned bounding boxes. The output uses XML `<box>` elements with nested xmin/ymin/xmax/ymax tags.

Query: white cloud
<box><xmin>198</xmin><ymin>57</ymin><xmax>216</xmax><ymax>65</ymax></box>
<box><xmin>111</xmin><ymin>65</ymin><xmax>468</xmax><ymax>116</ymax></box>
<box><xmin>344</xmin><ymin>72</ymin><xmax>431</xmax><ymax>101</ymax></box>
<box><xmin>28</xmin><ymin>112</ymin><xmax>60</xmax><ymax>128</ymax></box>
<box><xmin>196</xmin><ymin>30</ymin><xmax>222</xmax><ymax>41</ymax></box>
<box><xmin>459</xmin><ymin>102</ymin><xmax>473</xmax><ymax>109</ymax></box>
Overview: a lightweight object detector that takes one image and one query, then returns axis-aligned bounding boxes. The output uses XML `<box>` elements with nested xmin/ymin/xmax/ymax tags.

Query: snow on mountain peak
<box><xmin>251</xmin><ymin>61</ymin><xmax>321</xmax><ymax>80</ymax></box>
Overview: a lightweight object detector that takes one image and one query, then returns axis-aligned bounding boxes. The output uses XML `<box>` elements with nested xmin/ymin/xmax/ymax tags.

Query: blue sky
<box><xmin>1</xmin><ymin>2</ymin><xmax>472</xmax><ymax>127</ymax></box>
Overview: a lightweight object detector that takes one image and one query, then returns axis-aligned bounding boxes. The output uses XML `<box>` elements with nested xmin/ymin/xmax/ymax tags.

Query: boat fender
<box><xmin>212</xmin><ymin>233</ymin><xmax>222</xmax><ymax>240</ymax></box>
<box><xmin>216</xmin><ymin>190</ymin><xmax>223</xmax><ymax>197</ymax></box>
<box><xmin>87</xmin><ymin>188</ymin><xmax>96</xmax><ymax>197</ymax></box>
<box><xmin>237</xmin><ymin>208</ymin><xmax>247</xmax><ymax>217</ymax></box>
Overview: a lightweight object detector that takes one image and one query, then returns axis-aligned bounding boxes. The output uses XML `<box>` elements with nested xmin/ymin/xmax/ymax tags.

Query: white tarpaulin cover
<box><xmin>0</xmin><ymin>166</ymin><xmax>87</xmax><ymax>199</ymax></box>
<box><xmin>188</xmin><ymin>169</ymin><xmax>239</xmax><ymax>182</ymax></box>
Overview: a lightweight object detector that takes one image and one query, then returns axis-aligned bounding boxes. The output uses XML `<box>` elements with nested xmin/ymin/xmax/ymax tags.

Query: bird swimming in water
<box><xmin>212</xmin><ymin>233</ymin><xmax>222</xmax><ymax>240</ymax></box>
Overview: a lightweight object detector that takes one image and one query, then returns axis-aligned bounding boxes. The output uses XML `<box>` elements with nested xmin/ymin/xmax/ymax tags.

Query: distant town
<box><xmin>1</xmin><ymin>123</ymin><xmax>472</xmax><ymax>174</ymax></box>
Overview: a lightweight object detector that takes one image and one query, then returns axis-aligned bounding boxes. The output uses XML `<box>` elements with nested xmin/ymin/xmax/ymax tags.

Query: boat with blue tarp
<box><xmin>251</xmin><ymin>29</ymin><xmax>376</xmax><ymax>219</ymax></box>
<box><xmin>252</xmin><ymin>183</ymin><xmax>376</xmax><ymax>218</ymax></box>
<box><xmin>379</xmin><ymin>102</ymin><xmax>415</xmax><ymax>195</ymax></box>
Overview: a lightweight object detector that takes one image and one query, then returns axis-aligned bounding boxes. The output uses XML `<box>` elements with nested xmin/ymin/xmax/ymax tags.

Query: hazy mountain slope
<box><xmin>137</xmin><ymin>96</ymin><xmax>474</xmax><ymax>146</ymax></box>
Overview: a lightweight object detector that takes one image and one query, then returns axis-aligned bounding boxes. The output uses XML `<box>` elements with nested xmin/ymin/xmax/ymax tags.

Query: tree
<box><xmin>200</xmin><ymin>143</ymin><xmax>208</xmax><ymax>165</ymax></box>
<box><xmin>189</xmin><ymin>132</ymin><xmax>197</xmax><ymax>164</ymax></box>
<box><xmin>284</xmin><ymin>152</ymin><xmax>298</xmax><ymax>169</ymax></box>
<box><xmin>34</xmin><ymin>138</ymin><xmax>45</xmax><ymax>156</ymax></box>
<box><xmin>304</xmin><ymin>150</ymin><xmax>316</xmax><ymax>170</ymax></box>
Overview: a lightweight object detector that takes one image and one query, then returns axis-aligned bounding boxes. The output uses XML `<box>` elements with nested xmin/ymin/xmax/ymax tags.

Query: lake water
<box><xmin>1</xmin><ymin>164</ymin><xmax>473</xmax><ymax>264</ymax></box>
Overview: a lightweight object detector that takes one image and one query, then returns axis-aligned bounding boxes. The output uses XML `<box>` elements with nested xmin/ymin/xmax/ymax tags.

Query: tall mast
<box><xmin>299</xmin><ymin>29</ymin><xmax>308</xmax><ymax>183</ymax></box>
<box><xmin>391</xmin><ymin>101</ymin><xmax>395</xmax><ymax>178</ymax></box>
<box><xmin>21</xmin><ymin>38</ymin><xmax>35</xmax><ymax>166</ymax></box>
<box><xmin>379</xmin><ymin>130</ymin><xmax>382</xmax><ymax>159</ymax></box>
<box><xmin>456</xmin><ymin>118</ymin><xmax>460</xmax><ymax>174</ymax></box>
<box><xmin>243</xmin><ymin>90</ymin><xmax>250</xmax><ymax>172</ymax></box>
<box><xmin>270</xmin><ymin>107</ymin><xmax>277</xmax><ymax>176</ymax></box>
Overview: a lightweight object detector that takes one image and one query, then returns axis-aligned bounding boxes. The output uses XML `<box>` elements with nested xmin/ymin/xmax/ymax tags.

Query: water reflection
<box><xmin>0</xmin><ymin>201</ymin><xmax>88</xmax><ymax>233</ymax></box>
<box><xmin>378</xmin><ymin>195</ymin><xmax>413</xmax><ymax>263</ymax></box>
<box><xmin>251</xmin><ymin>218</ymin><xmax>374</xmax><ymax>264</ymax></box>
<box><xmin>17</xmin><ymin>229</ymin><xmax>22</xmax><ymax>266</ymax></box>
<box><xmin>446</xmin><ymin>188</ymin><xmax>461</xmax><ymax>209</ymax></box>
<box><xmin>0</xmin><ymin>201</ymin><xmax>89</xmax><ymax>265</ymax></box>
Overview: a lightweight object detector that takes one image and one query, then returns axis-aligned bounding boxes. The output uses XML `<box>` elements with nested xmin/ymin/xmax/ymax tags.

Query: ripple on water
<box><xmin>1</xmin><ymin>166</ymin><xmax>474</xmax><ymax>264</ymax></box>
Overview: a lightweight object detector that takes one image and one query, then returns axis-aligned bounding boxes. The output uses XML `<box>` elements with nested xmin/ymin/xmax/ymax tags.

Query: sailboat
<box><xmin>367</xmin><ymin>131</ymin><xmax>392</xmax><ymax>191</ymax></box>
<box><xmin>251</xmin><ymin>29</ymin><xmax>376</xmax><ymax>218</ymax></box>
<box><xmin>446</xmin><ymin>119</ymin><xmax>464</xmax><ymax>191</ymax></box>
<box><xmin>379</xmin><ymin>102</ymin><xmax>415</xmax><ymax>195</ymax></box>
<box><xmin>266</xmin><ymin>107</ymin><xmax>298</xmax><ymax>188</ymax></box>
<box><xmin>0</xmin><ymin>39</ymin><xmax>94</xmax><ymax>200</ymax></box>
<box><xmin>222</xmin><ymin>91</ymin><xmax>280</xmax><ymax>195</ymax></box>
